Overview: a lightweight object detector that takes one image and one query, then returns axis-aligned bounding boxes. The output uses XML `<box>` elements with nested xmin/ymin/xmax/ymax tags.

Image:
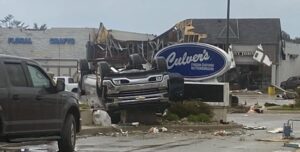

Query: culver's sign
<box><xmin>154</xmin><ymin>43</ymin><xmax>231</xmax><ymax>81</ymax></box>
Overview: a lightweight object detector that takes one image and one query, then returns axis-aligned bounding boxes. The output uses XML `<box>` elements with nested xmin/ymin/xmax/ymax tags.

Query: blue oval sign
<box><xmin>154</xmin><ymin>43</ymin><xmax>231</xmax><ymax>81</ymax></box>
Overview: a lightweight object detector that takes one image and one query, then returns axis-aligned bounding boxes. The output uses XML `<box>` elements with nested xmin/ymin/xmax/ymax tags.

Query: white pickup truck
<box><xmin>54</xmin><ymin>76</ymin><xmax>78</xmax><ymax>93</ymax></box>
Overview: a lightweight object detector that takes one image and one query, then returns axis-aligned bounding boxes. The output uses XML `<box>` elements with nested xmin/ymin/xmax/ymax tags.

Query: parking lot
<box><xmin>1</xmin><ymin>112</ymin><xmax>300</xmax><ymax>152</ymax></box>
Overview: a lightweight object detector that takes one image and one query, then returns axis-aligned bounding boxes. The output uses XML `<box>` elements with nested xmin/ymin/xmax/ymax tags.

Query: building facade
<box><xmin>0</xmin><ymin>19</ymin><xmax>289</xmax><ymax>89</ymax></box>
<box><xmin>0</xmin><ymin>28</ymin><xmax>96</xmax><ymax>76</ymax></box>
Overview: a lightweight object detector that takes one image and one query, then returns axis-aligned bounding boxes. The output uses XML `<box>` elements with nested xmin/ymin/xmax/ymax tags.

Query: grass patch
<box><xmin>267</xmin><ymin>104</ymin><xmax>300</xmax><ymax>111</ymax></box>
<box><xmin>164</xmin><ymin>100</ymin><xmax>213</xmax><ymax>122</ymax></box>
<box><xmin>187</xmin><ymin>114</ymin><xmax>211</xmax><ymax>122</ymax></box>
<box><xmin>164</xmin><ymin>112</ymin><xmax>180</xmax><ymax>121</ymax></box>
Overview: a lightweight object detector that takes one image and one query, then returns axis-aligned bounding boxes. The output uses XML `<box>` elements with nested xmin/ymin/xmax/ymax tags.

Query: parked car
<box><xmin>0</xmin><ymin>55</ymin><xmax>80</xmax><ymax>152</ymax></box>
<box><xmin>79</xmin><ymin>54</ymin><xmax>184</xmax><ymax>123</ymax></box>
<box><xmin>54</xmin><ymin>76</ymin><xmax>78</xmax><ymax>93</ymax></box>
<box><xmin>280</xmin><ymin>76</ymin><xmax>300</xmax><ymax>90</ymax></box>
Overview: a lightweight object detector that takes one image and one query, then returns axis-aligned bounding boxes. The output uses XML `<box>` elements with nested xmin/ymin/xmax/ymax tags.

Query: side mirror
<box><xmin>56</xmin><ymin>80</ymin><xmax>65</xmax><ymax>92</ymax></box>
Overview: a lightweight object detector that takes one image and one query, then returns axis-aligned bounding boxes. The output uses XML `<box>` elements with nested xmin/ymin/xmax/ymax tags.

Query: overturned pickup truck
<box><xmin>79</xmin><ymin>54</ymin><xmax>183</xmax><ymax>123</ymax></box>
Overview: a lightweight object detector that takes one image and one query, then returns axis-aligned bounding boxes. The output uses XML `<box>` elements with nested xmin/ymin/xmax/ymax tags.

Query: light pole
<box><xmin>226</xmin><ymin>0</ymin><xmax>230</xmax><ymax>52</ymax></box>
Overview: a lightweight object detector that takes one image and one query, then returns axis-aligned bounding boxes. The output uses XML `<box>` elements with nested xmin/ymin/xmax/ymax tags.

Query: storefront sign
<box><xmin>49</xmin><ymin>38</ymin><xmax>75</xmax><ymax>45</ymax></box>
<box><xmin>154</xmin><ymin>43</ymin><xmax>231</xmax><ymax>81</ymax></box>
<box><xmin>8</xmin><ymin>37</ymin><xmax>32</xmax><ymax>44</ymax></box>
<box><xmin>233</xmin><ymin>51</ymin><xmax>255</xmax><ymax>56</ymax></box>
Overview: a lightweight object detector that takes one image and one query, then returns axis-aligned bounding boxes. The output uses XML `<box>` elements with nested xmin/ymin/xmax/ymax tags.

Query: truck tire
<box><xmin>80</xmin><ymin>59</ymin><xmax>89</xmax><ymax>77</ymax></box>
<box><xmin>168</xmin><ymin>73</ymin><xmax>184</xmax><ymax>101</ymax></box>
<box><xmin>129</xmin><ymin>54</ymin><xmax>144</xmax><ymax>69</ymax></box>
<box><xmin>153</xmin><ymin>57</ymin><xmax>167</xmax><ymax>72</ymax></box>
<box><xmin>79</xmin><ymin>59</ymin><xmax>89</xmax><ymax>94</ymax></box>
<box><xmin>58</xmin><ymin>115</ymin><xmax>76</xmax><ymax>152</ymax></box>
<box><xmin>98</xmin><ymin>61</ymin><xmax>110</xmax><ymax>78</ymax></box>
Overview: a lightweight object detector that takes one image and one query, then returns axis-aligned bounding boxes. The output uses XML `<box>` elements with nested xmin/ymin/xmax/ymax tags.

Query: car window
<box><xmin>28</xmin><ymin>65</ymin><xmax>50</xmax><ymax>88</ymax></box>
<box><xmin>57</xmin><ymin>78</ymin><xmax>65</xmax><ymax>83</ymax></box>
<box><xmin>68</xmin><ymin>78</ymin><xmax>74</xmax><ymax>83</ymax></box>
<box><xmin>5</xmin><ymin>63</ymin><xmax>28</xmax><ymax>87</ymax></box>
<box><xmin>288</xmin><ymin>77</ymin><xmax>295</xmax><ymax>81</ymax></box>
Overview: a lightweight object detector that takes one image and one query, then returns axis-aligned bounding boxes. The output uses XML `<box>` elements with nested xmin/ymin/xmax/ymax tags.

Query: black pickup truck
<box><xmin>0</xmin><ymin>54</ymin><xmax>80</xmax><ymax>152</ymax></box>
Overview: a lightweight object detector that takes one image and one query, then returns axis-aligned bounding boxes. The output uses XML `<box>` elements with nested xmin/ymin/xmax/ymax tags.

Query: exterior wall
<box><xmin>275</xmin><ymin>42</ymin><xmax>300</xmax><ymax>85</ymax></box>
<box><xmin>0</xmin><ymin>28</ymin><xmax>96</xmax><ymax>76</ymax></box>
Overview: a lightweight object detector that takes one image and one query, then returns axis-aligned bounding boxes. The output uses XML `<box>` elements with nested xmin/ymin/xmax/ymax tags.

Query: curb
<box><xmin>78</xmin><ymin>123</ymin><xmax>243</xmax><ymax>136</ymax></box>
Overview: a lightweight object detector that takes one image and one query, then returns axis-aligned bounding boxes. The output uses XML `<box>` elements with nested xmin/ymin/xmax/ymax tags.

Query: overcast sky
<box><xmin>0</xmin><ymin>0</ymin><xmax>299</xmax><ymax>38</ymax></box>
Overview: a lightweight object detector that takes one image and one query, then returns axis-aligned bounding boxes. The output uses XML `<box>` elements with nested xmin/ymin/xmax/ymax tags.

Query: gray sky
<box><xmin>0</xmin><ymin>0</ymin><xmax>299</xmax><ymax>38</ymax></box>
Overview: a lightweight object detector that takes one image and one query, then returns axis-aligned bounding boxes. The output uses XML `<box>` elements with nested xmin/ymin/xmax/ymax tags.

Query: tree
<box><xmin>0</xmin><ymin>14</ymin><xmax>28</xmax><ymax>29</ymax></box>
<box><xmin>33</xmin><ymin>23</ymin><xmax>47</xmax><ymax>30</ymax></box>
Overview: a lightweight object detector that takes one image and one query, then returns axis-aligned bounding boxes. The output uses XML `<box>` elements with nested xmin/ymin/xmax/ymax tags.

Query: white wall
<box><xmin>275</xmin><ymin>41</ymin><xmax>300</xmax><ymax>85</ymax></box>
<box><xmin>0</xmin><ymin>28</ymin><xmax>96</xmax><ymax>59</ymax></box>
<box><xmin>0</xmin><ymin>28</ymin><xmax>96</xmax><ymax>76</ymax></box>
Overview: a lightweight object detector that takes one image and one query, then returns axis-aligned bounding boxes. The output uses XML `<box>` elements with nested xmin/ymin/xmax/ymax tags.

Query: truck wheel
<box><xmin>129</xmin><ymin>54</ymin><xmax>144</xmax><ymax>69</ymax></box>
<box><xmin>80</xmin><ymin>59</ymin><xmax>89</xmax><ymax>77</ymax></box>
<box><xmin>153</xmin><ymin>57</ymin><xmax>167</xmax><ymax>72</ymax></box>
<box><xmin>98</xmin><ymin>61</ymin><xmax>110</xmax><ymax>78</ymax></box>
<box><xmin>168</xmin><ymin>73</ymin><xmax>184</xmax><ymax>101</ymax></box>
<box><xmin>58</xmin><ymin>115</ymin><xmax>76</xmax><ymax>152</ymax></box>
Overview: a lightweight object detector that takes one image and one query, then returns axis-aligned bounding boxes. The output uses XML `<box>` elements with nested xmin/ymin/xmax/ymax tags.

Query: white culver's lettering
<box><xmin>166</xmin><ymin>50</ymin><xmax>210</xmax><ymax>69</ymax></box>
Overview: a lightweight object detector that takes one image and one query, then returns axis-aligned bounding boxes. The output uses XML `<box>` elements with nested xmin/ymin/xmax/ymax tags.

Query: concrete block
<box><xmin>80</xmin><ymin>109</ymin><xmax>93</xmax><ymax>126</ymax></box>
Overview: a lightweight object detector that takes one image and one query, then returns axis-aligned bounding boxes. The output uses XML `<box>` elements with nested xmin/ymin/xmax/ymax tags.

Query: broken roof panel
<box><xmin>109</xmin><ymin>29</ymin><xmax>155</xmax><ymax>41</ymax></box>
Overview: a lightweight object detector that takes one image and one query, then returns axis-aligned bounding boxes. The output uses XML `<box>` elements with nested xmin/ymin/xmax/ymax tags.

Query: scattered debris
<box><xmin>214</xmin><ymin>130</ymin><xmax>230</xmax><ymax>136</ymax></box>
<box><xmin>148</xmin><ymin>127</ymin><xmax>159</xmax><ymax>134</ymax></box>
<box><xmin>111</xmin><ymin>124</ymin><xmax>128</xmax><ymax>136</ymax></box>
<box><xmin>268</xmin><ymin>128</ymin><xmax>283</xmax><ymax>134</ymax></box>
<box><xmin>131</xmin><ymin>122</ymin><xmax>139</xmax><ymax>127</ymax></box>
<box><xmin>284</xmin><ymin>142</ymin><xmax>300</xmax><ymax>148</ymax></box>
<box><xmin>148</xmin><ymin>127</ymin><xmax>168</xmax><ymax>134</ymax></box>
<box><xmin>247</xmin><ymin>104</ymin><xmax>264</xmax><ymax>113</ymax></box>
<box><xmin>243</xmin><ymin>126</ymin><xmax>266</xmax><ymax>130</ymax></box>
<box><xmin>159</xmin><ymin>127</ymin><xmax>168</xmax><ymax>132</ymax></box>
<box><xmin>213</xmin><ymin>130</ymin><xmax>244</xmax><ymax>136</ymax></box>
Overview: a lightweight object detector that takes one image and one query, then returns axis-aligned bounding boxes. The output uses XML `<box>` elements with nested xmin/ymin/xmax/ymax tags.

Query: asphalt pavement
<box><xmin>1</xmin><ymin>94</ymin><xmax>300</xmax><ymax>152</ymax></box>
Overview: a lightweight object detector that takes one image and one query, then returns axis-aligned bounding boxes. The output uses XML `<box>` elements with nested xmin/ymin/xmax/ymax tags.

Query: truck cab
<box><xmin>0</xmin><ymin>54</ymin><xmax>80</xmax><ymax>152</ymax></box>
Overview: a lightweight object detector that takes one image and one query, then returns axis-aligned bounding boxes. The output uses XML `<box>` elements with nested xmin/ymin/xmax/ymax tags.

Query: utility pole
<box><xmin>226</xmin><ymin>0</ymin><xmax>230</xmax><ymax>52</ymax></box>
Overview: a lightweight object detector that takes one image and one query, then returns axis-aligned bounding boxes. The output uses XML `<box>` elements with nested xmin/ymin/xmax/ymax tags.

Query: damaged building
<box><xmin>87</xmin><ymin>19</ymin><xmax>282</xmax><ymax>89</ymax></box>
<box><xmin>87</xmin><ymin>23</ymin><xmax>156</xmax><ymax>66</ymax></box>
